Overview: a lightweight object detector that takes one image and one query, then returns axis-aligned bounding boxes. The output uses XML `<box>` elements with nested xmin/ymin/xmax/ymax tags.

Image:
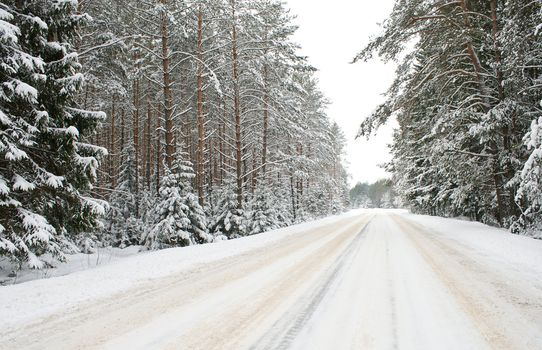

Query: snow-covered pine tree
<box><xmin>510</xmin><ymin>2</ymin><xmax>542</xmax><ymax>236</ymax></box>
<box><xmin>24</xmin><ymin>0</ymin><xmax>351</xmax><ymax>251</ymax></box>
<box><xmin>177</xmin><ymin>156</ymin><xmax>210</xmax><ymax>245</ymax></box>
<box><xmin>247</xmin><ymin>182</ymin><xmax>280</xmax><ymax>235</ymax></box>
<box><xmin>108</xmin><ymin>141</ymin><xmax>142</xmax><ymax>247</ymax></box>
<box><xmin>143</xmin><ymin>151</ymin><xmax>209</xmax><ymax>249</ymax></box>
<box><xmin>143</xmin><ymin>176</ymin><xmax>186</xmax><ymax>249</ymax></box>
<box><xmin>210</xmin><ymin>176</ymin><xmax>246</xmax><ymax>239</ymax></box>
<box><xmin>328</xmin><ymin>121</ymin><xmax>349</xmax><ymax>214</ymax></box>
<box><xmin>355</xmin><ymin>0</ymin><xmax>542</xmax><ymax>228</ymax></box>
<box><xmin>0</xmin><ymin>1</ymin><xmax>107</xmax><ymax>268</ymax></box>
<box><xmin>513</xmin><ymin>115</ymin><xmax>542</xmax><ymax>237</ymax></box>
<box><xmin>273</xmin><ymin>182</ymin><xmax>293</xmax><ymax>228</ymax></box>
<box><xmin>349</xmin><ymin>182</ymin><xmax>371</xmax><ymax>208</ymax></box>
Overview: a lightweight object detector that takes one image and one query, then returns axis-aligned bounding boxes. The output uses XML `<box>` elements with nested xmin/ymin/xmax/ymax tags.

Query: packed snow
<box><xmin>0</xmin><ymin>210</ymin><xmax>362</xmax><ymax>332</ymax></box>
<box><xmin>1</xmin><ymin>210</ymin><xmax>542</xmax><ymax>350</ymax></box>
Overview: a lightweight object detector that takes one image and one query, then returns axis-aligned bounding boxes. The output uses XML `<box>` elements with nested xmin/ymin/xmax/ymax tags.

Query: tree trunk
<box><xmin>231</xmin><ymin>0</ymin><xmax>243</xmax><ymax>209</ymax></box>
<box><xmin>219</xmin><ymin>120</ymin><xmax>225</xmax><ymax>185</ymax></box>
<box><xmin>290</xmin><ymin>173</ymin><xmax>296</xmax><ymax>221</ymax></box>
<box><xmin>110</xmin><ymin>95</ymin><xmax>116</xmax><ymax>188</ymax></box>
<box><xmin>146</xmin><ymin>99</ymin><xmax>152</xmax><ymax>190</ymax></box>
<box><xmin>251</xmin><ymin>148</ymin><xmax>257</xmax><ymax>193</ymax></box>
<box><xmin>120</xmin><ymin>109</ymin><xmax>125</xmax><ymax>165</ymax></box>
<box><xmin>156</xmin><ymin>105</ymin><xmax>162</xmax><ymax>194</ymax></box>
<box><xmin>262</xmin><ymin>64</ymin><xmax>269</xmax><ymax>179</ymax></box>
<box><xmin>161</xmin><ymin>0</ymin><xmax>175</xmax><ymax>168</ymax></box>
<box><xmin>196</xmin><ymin>6</ymin><xmax>205</xmax><ymax>206</ymax></box>
<box><xmin>133</xmin><ymin>69</ymin><xmax>140</xmax><ymax>217</ymax></box>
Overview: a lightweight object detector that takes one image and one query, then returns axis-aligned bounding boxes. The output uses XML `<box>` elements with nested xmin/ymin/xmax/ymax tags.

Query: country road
<box><xmin>2</xmin><ymin>211</ymin><xmax>542</xmax><ymax>350</ymax></box>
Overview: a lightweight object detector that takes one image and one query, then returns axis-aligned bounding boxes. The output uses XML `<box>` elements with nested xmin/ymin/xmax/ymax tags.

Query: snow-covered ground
<box><xmin>0</xmin><ymin>210</ymin><xmax>364</xmax><ymax>333</ymax></box>
<box><xmin>1</xmin><ymin>209</ymin><xmax>542</xmax><ymax>350</ymax></box>
<box><xmin>0</xmin><ymin>246</ymin><xmax>143</xmax><ymax>285</ymax></box>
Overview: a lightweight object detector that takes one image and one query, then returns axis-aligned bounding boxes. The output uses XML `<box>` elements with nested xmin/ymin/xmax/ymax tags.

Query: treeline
<box><xmin>356</xmin><ymin>0</ymin><xmax>542</xmax><ymax>234</ymax></box>
<box><xmin>350</xmin><ymin>179</ymin><xmax>398</xmax><ymax>209</ymax></box>
<box><xmin>0</xmin><ymin>0</ymin><xmax>349</xmax><ymax>268</ymax></box>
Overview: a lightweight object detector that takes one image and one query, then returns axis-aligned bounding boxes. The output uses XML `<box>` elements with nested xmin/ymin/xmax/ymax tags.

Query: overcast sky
<box><xmin>284</xmin><ymin>0</ymin><xmax>397</xmax><ymax>186</ymax></box>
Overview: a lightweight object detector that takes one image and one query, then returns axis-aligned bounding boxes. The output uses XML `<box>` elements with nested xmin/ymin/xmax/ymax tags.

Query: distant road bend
<box><xmin>3</xmin><ymin>211</ymin><xmax>542</xmax><ymax>350</ymax></box>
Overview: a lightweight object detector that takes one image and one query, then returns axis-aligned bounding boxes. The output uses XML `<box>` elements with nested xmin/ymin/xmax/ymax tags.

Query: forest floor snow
<box><xmin>0</xmin><ymin>245</ymin><xmax>143</xmax><ymax>285</ymax></box>
<box><xmin>1</xmin><ymin>209</ymin><xmax>542</xmax><ymax>350</ymax></box>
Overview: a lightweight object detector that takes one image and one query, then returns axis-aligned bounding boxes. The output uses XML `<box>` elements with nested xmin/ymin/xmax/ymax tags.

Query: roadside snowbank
<box><xmin>0</xmin><ymin>246</ymin><xmax>143</xmax><ymax>285</ymax></box>
<box><xmin>404</xmin><ymin>212</ymin><xmax>542</xmax><ymax>283</ymax></box>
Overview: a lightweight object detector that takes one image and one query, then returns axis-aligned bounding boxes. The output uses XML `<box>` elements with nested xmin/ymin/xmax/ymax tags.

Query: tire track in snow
<box><xmin>384</xmin><ymin>240</ymin><xmax>399</xmax><ymax>350</ymax></box>
<box><xmin>165</xmin><ymin>216</ymin><xmax>371</xmax><ymax>350</ymax></box>
<box><xmin>251</xmin><ymin>220</ymin><xmax>371</xmax><ymax>350</ymax></box>
<box><xmin>2</xmin><ymin>215</ymin><xmax>368</xmax><ymax>350</ymax></box>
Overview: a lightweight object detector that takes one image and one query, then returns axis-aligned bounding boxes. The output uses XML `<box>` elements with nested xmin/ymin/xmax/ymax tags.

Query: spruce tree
<box><xmin>513</xmin><ymin>115</ymin><xmax>542</xmax><ymax>236</ymax></box>
<box><xmin>247</xmin><ymin>183</ymin><xmax>280</xmax><ymax>235</ymax></box>
<box><xmin>0</xmin><ymin>2</ymin><xmax>106</xmax><ymax>268</ymax></box>
<box><xmin>355</xmin><ymin>0</ymin><xmax>542</xmax><ymax>229</ymax></box>
<box><xmin>108</xmin><ymin>142</ymin><xmax>141</xmax><ymax>247</ymax></box>
<box><xmin>210</xmin><ymin>176</ymin><xmax>246</xmax><ymax>239</ymax></box>
<box><xmin>143</xmin><ymin>152</ymin><xmax>209</xmax><ymax>249</ymax></box>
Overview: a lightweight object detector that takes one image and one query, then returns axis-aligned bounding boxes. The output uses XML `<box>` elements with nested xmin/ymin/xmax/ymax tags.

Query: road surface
<box><xmin>2</xmin><ymin>212</ymin><xmax>542</xmax><ymax>349</ymax></box>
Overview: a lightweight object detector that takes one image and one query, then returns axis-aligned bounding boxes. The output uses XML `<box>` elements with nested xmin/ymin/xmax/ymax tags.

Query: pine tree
<box><xmin>108</xmin><ymin>142</ymin><xmax>141</xmax><ymax>247</ymax></box>
<box><xmin>14</xmin><ymin>0</ymin><xmax>352</xmax><ymax>254</ymax></box>
<box><xmin>355</xmin><ymin>0</ymin><xmax>542</xmax><ymax>229</ymax></box>
<box><xmin>510</xmin><ymin>2</ymin><xmax>542</xmax><ymax>236</ymax></box>
<box><xmin>176</xmin><ymin>153</ymin><xmax>210</xmax><ymax>244</ymax></box>
<box><xmin>143</xmin><ymin>151</ymin><xmax>209</xmax><ymax>249</ymax></box>
<box><xmin>210</xmin><ymin>176</ymin><xmax>246</xmax><ymax>238</ymax></box>
<box><xmin>0</xmin><ymin>2</ymin><xmax>106</xmax><ymax>268</ymax></box>
<box><xmin>247</xmin><ymin>183</ymin><xmax>280</xmax><ymax>235</ymax></box>
<box><xmin>514</xmin><ymin>115</ymin><xmax>542</xmax><ymax>237</ymax></box>
<box><xmin>273</xmin><ymin>182</ymin><xmax>293</xmax><ymax>228</ymax></box>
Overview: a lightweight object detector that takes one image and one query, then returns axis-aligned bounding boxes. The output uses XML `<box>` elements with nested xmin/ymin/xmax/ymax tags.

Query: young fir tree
<box><xmin>210</xmin><ymin>176</ymin><xmax>246</xmax><ymax>239</ymax></box>
<box><xmin>108</xmin><ymin>142</ymin><xmax>142</xmax><ymax>247</ymax></box>
<box><xmin>247</xmin><ymin>182</ymin><xmax>280</xmax><ymax>235</ymax></box>
<box><xmin>178</xmin><ymin>155</ymin><xmax>210</xmax><ymax>245</ymax></box>
<box><xmin>0</xmin><ymin>2</ymin><xmax>107</xmax><ymax>268</ymax></box>
<box><xmin>142</xmin><ymin>152</ymin><xmax>209</xmax><ymax>250</ymax></box>
<box><xmin>273</xmin><ymin>183</ymin><xmax>293</xmax><ymax>228</ymax></box>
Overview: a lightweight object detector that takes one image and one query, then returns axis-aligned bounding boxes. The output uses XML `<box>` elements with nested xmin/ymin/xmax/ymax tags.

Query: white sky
<box><xmin>284</xmin><ymin>0</ymin><xmax>397</xmax><ymax>186</ymax></box>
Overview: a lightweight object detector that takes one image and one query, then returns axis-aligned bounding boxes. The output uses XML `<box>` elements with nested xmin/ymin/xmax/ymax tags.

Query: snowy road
<box><xmin>2</xmin><ymin>211</ymin><xmax>542</xmax><ymax>349</ymax></box>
